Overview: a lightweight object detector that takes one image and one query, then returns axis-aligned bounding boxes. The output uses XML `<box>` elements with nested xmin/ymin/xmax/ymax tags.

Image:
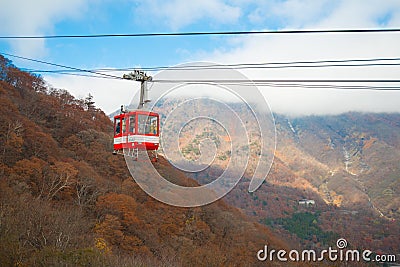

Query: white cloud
<box><xmin>244</xmin><ymin>0</ymin><xmax>400</xmax><ymax>29</ymax></box>
<box><xmin>316</xmin><ymin>0</ymin><xmax>400</xmax><ymax>29</ymax></box>
<box><xmin>195</xmin><ymin>1</ymin><xmax>400</xmax><ymax>116</ymax></box>
<box><xmin>132</xmin><ymin>0</ymin><xmax>241</xmax><ymax>30</ymax></box>
<box><xmin>0</xmin><ymin>0</ymin><xmax>88</xmax><ymax>57</ymax></box>
<box><xmin>45</xmin><ymin>73</ymin><xmax>140</xmax><ymax>115</ymax></box>
<box><xmin>247</xmin><ymin>0</ymin><xmax>335</xmax><ymax>27</ymax></box>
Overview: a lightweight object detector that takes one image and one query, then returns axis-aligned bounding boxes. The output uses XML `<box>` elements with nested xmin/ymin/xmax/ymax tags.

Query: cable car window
<box><xmin>129</xmin><ymin>115</ymin><xmax>136</xmax><ymax>133</ymax></box>
<box><xmin>121</xmin><ymin>118</ymin><xmax>126</xmax><ymax>133</ymax></box>
<box><xmin>138</xmin><ymin>114</ymin><xmax>158</xmax><ymax>135</ymax></box>
<box><xmin>115</xmin><ymin>118</ymin><xmax>121</xmax><ymax>135</ymax></box>
<box><xmin>138</xmin><ymin>115</ymin><xmax>146</xmax><ymax>134</ymax></box>
<box><xmin>149</xmin><ymin>116</ymin><xmax>158</xmax><ymax>135</ymax></box>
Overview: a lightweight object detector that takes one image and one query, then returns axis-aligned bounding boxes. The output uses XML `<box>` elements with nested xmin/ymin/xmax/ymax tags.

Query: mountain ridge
<box><xmin>155</xmin><ymin>98</ymin><xmax>400</xmax><ymax>255</ymax></box>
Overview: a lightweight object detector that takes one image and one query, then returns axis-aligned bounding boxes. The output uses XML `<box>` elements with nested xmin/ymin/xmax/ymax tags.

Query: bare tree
<box><xmin>38</xmin><ymin>162</ymin><xmax>77</xmax><ymax>200</ymax></box>
<box><xmin>75</xmin><ymin>177</ymin><xmax>100</xmax><ymax>207</ymax></box>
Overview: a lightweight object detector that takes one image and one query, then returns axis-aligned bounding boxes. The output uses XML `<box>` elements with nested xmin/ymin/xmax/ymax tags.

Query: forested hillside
<box><xmin>168</xmin><ymin>99</ymin><xmax>400</xmax><ymax>255</ymax></box>
<box><xmin>0</xmin><ymin>55</ymin><xmax>291</xmax><ymax>266</ymax></box>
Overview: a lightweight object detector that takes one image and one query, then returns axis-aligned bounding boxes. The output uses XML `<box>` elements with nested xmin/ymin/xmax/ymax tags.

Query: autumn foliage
<box><xmin>0</xmin><ymin>55</ymin><xmax>288</xmax><ymax>266</ymax></box>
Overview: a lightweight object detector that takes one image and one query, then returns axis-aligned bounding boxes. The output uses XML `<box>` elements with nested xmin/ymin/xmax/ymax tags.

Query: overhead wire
<box><xmin>2</xmin><ymin>27</ymin><xmax>400</xmax><ymax>78</ymax></box>
<box><xmin>192</xmin><ymin>82</ymin><xmax>400</xmax><ymax>91</ymax></box>
<box><xmin>39</xmin><ymin>71</ymin><xmax>123</xmax><ymax>80</ymax></box>
<box><xmin>152</xmin><ymin>79</ymin><xmax>400</xmax><ymax>83</ymax></box>
<box><xmin>21</xmin><ymin>58</ymin><xmax>400</xmax><ymax>73</ymax></box>
<box><xmin>2</xmin><ymin>52</ymin><xmax>400</xmax><ymax>91</ymax></box>
<box><xmin>0</xmin><ymin>52</ymin><xmax>123</xmax><ymax>80</ymax></box>
<box><xmin>1</xmin><ymin>28</ymin><xmax>400</xmax><ymax>39</ymax></box>
<box><xmin>5</xmin><ymin>50</ymin><xmax>400</xmax><ymax>75</ymax></box>
<box><xmin>100</xmin><ymin>57</ymin><xmax>400</xmax><ymax>72</ymax></box>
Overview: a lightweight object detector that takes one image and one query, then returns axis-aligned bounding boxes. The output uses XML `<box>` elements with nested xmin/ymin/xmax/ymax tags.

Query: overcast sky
<box><xmin>0</xmin><ymin>0</ymin><xmax>399</xmax><ymax>116</ymax></box>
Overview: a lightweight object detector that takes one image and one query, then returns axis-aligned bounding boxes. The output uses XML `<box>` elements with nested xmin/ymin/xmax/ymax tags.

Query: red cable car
<box><xmin>113</xmin><ymin>70</ymin><xmax>159</xmax><ymax>160</ymax></box>
<box><xmin>113</xmin><ymin>110</ymin><xmax>159</xmax><ymax>160</ymax></box>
